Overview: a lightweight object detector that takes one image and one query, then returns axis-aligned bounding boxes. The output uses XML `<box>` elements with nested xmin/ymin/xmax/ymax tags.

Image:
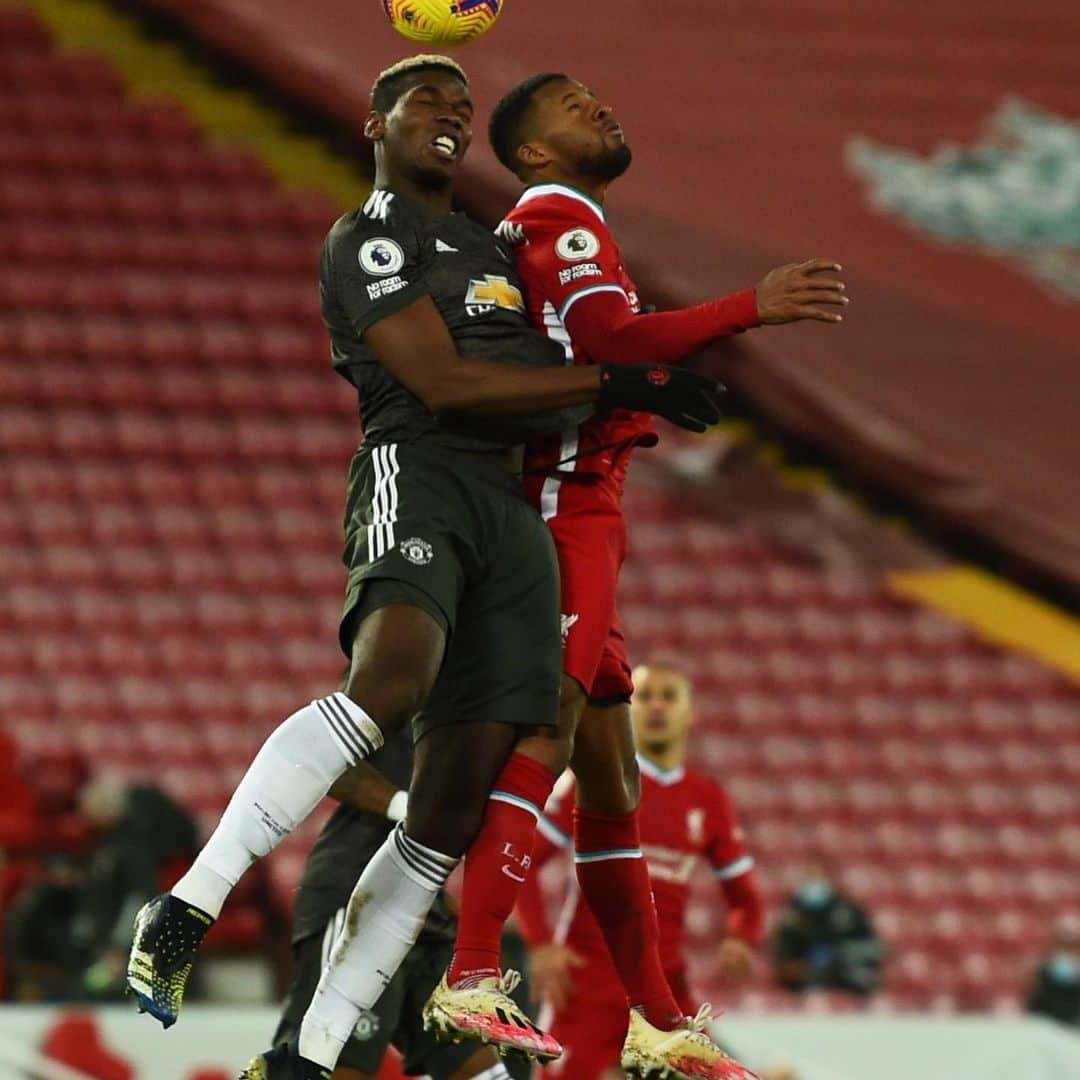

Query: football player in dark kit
<box><xmin>273</xmin><ymin>732</ymin><xmax>510</xmax><ymax>1080</ymax></box>
<box><xmin>124</xmin><ymin>54</ymin><xmax>722</xmax><ymax>1079</ymax></box>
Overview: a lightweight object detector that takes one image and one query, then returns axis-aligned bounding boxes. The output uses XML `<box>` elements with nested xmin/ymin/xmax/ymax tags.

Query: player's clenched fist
<box><xmin>755</xmin><ymin>258</ymin><xmax>849</xmax><ymax>324</ymax></box>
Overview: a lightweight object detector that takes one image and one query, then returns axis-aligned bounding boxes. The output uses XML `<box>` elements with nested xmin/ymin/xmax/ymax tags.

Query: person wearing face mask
<box><xmin>773</xmin><ymin>865</ymin><xmax>884</xmax><ymax>997</ymax></box>
<box><xmin>1027</xmin><ymin>920</ymin><xmax>1080</xmax><ymax>1027</ymax></box>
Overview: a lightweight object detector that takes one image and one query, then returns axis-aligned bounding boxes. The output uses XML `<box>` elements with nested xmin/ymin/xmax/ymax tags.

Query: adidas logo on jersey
<box><xmin>435</xmin><ymin>238</ymin><xmax>458</xmax><ymax>253</ymax></box>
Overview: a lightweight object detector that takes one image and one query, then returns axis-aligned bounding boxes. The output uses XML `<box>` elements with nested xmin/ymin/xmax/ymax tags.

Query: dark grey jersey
<box><xmin>291</xmin><ymin>733</ymin><xmax>454</xmax><ymax>946</ymax></box>
<box><xmin>321</xmin><ymin>188</ymin><xmax>579</xmax><ymax>453</ymax></box>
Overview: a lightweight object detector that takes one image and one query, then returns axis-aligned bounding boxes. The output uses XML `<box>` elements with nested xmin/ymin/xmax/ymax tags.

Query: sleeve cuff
<box><xmin>730</xmin><ymin>287</ymin><xmax>761</xmax><ymax>330</ymax></box>
<box><xmin>713</xmin><ymin>854</ymin><xmax>755</xmax><ymax>880</ymax></box>
<box><xmin>350</xmin><ymin>280</ymin><xmax>430</xmax><ymax>338</ymax></box>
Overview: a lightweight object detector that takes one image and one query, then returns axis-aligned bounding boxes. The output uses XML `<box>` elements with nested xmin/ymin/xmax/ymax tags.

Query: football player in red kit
<box><xmin>517</xmin><ymin>662</ymin><xmax>764</xmax><ymax>1080</ymax></box>
<box><xmin>435</xmin><ymin>73</ymin><xmax>842</xmax><ymax>1079</ymax></box>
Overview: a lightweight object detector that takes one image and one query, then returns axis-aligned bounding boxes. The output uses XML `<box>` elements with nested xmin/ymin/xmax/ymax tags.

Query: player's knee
<box><xmin>342</xmin><ymin>664</ymin><xmax>429</xmax><ymax>736</ymax></box>
<box><xmin>558</xmin><ymin>675</ymin><xmax>587</xmax><ymax>726</ymax></box>
<box><xmin>516</xmin><ymin>723</ymin><xmax>574</xmax><ymax>777</ymax></box>
<box><xmin>343</xmin><ymin>605</ymin><xmax>446</xmax><ymax>733</ymax></box>
<box><xmin>407</xmin><ymin>777</ymin><xmax>490</xmax><ymax>855</ymax></box>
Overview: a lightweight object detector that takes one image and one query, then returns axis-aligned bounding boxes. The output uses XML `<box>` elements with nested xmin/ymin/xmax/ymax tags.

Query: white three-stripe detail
<box><xmin>368</xmin><ymin>444</ymin><xmax>400</xmax><ymax>560</ymax></box>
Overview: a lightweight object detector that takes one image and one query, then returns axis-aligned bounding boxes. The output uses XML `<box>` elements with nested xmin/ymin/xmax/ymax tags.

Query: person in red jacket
<box><xmin>516</xmin><ymin>662</ymin><xmax>765</xmax><ymax>1080</ymax></box>
<box><xmin>437</xmin><ymin>71</ymin><xmax>839</xmax><ymax>1079</ymax></box>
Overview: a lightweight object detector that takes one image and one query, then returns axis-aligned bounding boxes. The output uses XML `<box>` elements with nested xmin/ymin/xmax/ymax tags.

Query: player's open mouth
<box><xmin>430</xmin><ymin>134</ymin><xmax>459</xmax><ymax>160</ymax></box>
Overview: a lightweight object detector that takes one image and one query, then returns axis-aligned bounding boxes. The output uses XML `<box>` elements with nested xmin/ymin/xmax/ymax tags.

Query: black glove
<box><xmin>596</xmin><ymin>364</ymin><xmax>724</xmax><ymax>433</ymax></box>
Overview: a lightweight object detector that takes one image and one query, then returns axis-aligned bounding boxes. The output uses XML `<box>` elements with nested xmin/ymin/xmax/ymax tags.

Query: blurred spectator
<box><xmin>1027</xmin><ymin>918</ymin><xmax>1080</xmax><ymax>1027</ymax></box>
<box><xmin>5</xmin><ymin>777</ymin><xmax>198</xmax><ymax>1000</ymax></box>
<box><xmin>73</xmin><ymin>779</ymin><xmax>199</xmax><ymax>995</ymax></box>
<box><xmin>773</xmin><ymin>865</ymin><xmax>884</xmax><ymax>996</ymax></box>
<box><xmin>4</xmin><ymin>856</ymin><xmax>85</xmax><ymax>1000</ymax></box>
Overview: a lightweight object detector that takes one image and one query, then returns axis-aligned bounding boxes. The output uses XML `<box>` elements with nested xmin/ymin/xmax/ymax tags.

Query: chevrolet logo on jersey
<box><xmin>464</xmin><ymin>275</ymin><xmax>525</xmax><ymax>317</ymax></box>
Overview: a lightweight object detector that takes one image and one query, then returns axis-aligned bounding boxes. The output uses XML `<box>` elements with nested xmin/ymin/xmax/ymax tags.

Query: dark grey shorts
<box><xmin>339</xmin><ymin>442</ymin><xmax>562</xmax><ymax>738</ymax></box>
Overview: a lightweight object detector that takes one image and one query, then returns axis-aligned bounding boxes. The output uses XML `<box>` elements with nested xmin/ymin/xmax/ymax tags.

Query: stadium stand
<box><xmin>2</xmin><ymin>5</ymin><xmax>1079</xmax><ymax>1027</ymax></box>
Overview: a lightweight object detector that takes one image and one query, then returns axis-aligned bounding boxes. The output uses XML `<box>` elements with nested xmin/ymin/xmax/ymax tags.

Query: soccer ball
<box><xmin>382</xmin><ymin>0</ymin><xmax>502</xmax><ymax>46</ymax></box>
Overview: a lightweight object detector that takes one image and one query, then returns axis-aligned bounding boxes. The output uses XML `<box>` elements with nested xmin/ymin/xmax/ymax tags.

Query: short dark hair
<box><xmin>488</xmin><ymin>72</ymin><xmax>566</xmax><ymax>174</ymax></box>
<box><xmin>370</xmin><ymin>54</ymin><xmax>468</xmax><ymax>114</ymax></box>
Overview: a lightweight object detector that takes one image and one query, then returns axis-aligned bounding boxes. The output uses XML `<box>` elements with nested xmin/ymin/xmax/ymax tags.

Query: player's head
<box><xmin>489</xmin><ymin>73</ymin><xmax>632</xmax><ymax>185</ymax></box>
<box><xmin>365</xmin><ymin>55</ymin><xmax>473</xmax><ymax>189</ymax></box>
<box><xmin>630</xmin><ymin>661</ymin><xmax>693</xmax><ymax>758</ymax></box>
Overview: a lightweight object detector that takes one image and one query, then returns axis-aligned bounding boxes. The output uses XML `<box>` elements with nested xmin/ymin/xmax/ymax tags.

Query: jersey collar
<box><xmin>516</xmin><ymin>183</ymin><xmax>606</xmax><ymax>223</ymax></box>
<box><xmin>636</xmin><ymin>753</ymin><xmax>685</xmax><ymax>786</ymax></box>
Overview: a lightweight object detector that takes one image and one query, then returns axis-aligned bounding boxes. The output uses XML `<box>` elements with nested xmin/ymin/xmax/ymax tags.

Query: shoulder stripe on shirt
<box><xmin>558</xmin><ymin>283</ymin><xmax>628</xmax><ymax>323</ymax></box>
<box><xmin>713</xmin><ymin>854</ymin><xmax>755</xmax><ymax>880</ymax></box>
<box><xmin>362</xmin><ymin>189</ymin><xmax>394</xmax><ymax>222</ymax></box>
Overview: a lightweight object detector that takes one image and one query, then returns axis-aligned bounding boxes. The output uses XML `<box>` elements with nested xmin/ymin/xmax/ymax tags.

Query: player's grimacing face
<box><xmin>380</xmin><ymin>72</ymin><xmax>474</xmax><ymax>186</ymax></box>
<box><xmin>527</xmin><ymin>78</ymin><xmax>632</xmax><ymax>182</ymax></box>
<box><xmin>631</xmin><ymin>666</ymin><xmax>693</xmax><ymax>749</ymax></box>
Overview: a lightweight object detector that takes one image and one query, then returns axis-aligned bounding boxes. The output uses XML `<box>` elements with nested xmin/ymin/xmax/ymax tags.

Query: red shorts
<box><xmin>541</xmin><ymin>967</ymin><xmax>696</xmax><ymax>1079</ymax></box>
<box><xmin>523</xmin><ymin>472</ymin><xmax>633</xmax><ymax>702</ymax></box>
<box><xmin>543</xmin><ymin>986</ymin><xmax>628</xmax><ymax>1080</ymax></box>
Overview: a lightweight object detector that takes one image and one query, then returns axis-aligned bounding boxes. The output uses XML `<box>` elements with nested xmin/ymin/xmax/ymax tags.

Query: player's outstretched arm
<box><xmin>559</xmin><ymin>260</ymin><xmax>846</xmax><ymax>367</ymax></box>
<box><xmin>363</xmin><ymin>294</ymin><xmax>724</xmax><ymax>431</ymax></box>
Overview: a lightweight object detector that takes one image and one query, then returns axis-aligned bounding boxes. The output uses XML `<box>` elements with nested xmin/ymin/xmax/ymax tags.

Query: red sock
<box><xmin>574</xmin><ymin>806</ymin><xmax>683</xmax><ymax>1029</ymax></box>
<box><xmin>448</xmin><ymin>753</ymin><xmax>556</xmax><ymax>988</ymax></box>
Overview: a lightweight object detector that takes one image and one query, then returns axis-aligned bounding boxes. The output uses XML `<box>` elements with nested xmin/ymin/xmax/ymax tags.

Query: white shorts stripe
<box><xmin>368</xmin><ymin>444</ymin><xmax>400</xmax><ymax>561</ymax></box>
<box><xmin>539</xmin><ymin>474</ymin><xmax>561</xmax><ymax>522</ymax></box>
<box><xmin>368</xmin><ymin>447</ymin><xmax>384</xmax><ymax>562</ymax></box>
<box><xmin>384</xmin><ymin>443</ymin><xmax>400</xmax><ymax>553</ymax></box>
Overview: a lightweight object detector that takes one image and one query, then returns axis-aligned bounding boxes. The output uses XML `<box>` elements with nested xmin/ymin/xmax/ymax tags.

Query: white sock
<box><xmin>172</xmin><ymin>693</ymin><xmax>381</xmax><ymax>918</ymax></box>
<box><xmin>298</xmin><ymin>824</ymin><xmax>458</xmax><ymax>1069</ymax></box>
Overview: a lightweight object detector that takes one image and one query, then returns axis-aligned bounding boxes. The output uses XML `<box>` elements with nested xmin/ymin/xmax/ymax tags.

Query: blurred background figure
<box><xmin>4</xmin><ymin>855</ymin><xmax>85</xmax><ymax>1002</ymax></box>
<box><xmin>1026</xmin><ymin>916</ymin><xmax>1080</xmax><ymax>1028</ymax></box>
<box><xmin>3</xmin><ymin>774</ymin><xmax>198</xmax><ymax>1002</ymax></box>
<box><xmin>773</xmin><ymin>865</ymin><xmax>884</xmax><ymax>997</ymax></box>
<box><xmin>74</xmin><ymin>778</ymin><xmax>199</xmax><ymax>997</ymax></box>
<box><xmin>517</xmin><ymin>660</ymin><xmax>764</xmax><ymax>1079</ymax></box>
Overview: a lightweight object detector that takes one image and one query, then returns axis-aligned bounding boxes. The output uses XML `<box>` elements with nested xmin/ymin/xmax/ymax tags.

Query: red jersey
<box><xmin>519</xmin><ymin>756</ymin><xmax>760</xmax><ymax>988</ymax></box>
<box><xmin>496</xmin><ymin>183</ymin><xmax>658</xmax><ymax>481</ymax></box>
